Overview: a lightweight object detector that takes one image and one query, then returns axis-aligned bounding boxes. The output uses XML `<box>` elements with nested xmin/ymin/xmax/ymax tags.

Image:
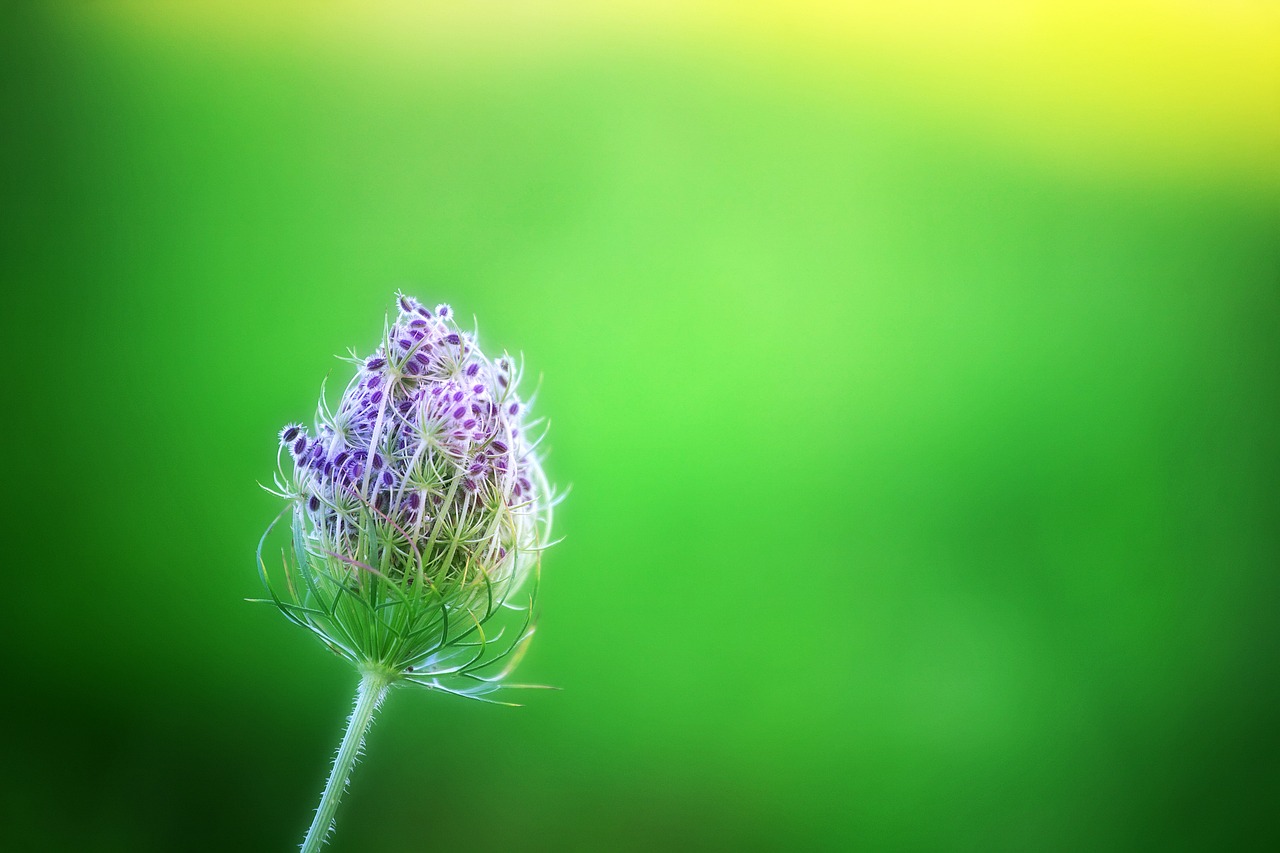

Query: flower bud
<box><xmin>260</xmin><ymin>294</ymin><xmax>556</xmax><ymax>701</ymax></box>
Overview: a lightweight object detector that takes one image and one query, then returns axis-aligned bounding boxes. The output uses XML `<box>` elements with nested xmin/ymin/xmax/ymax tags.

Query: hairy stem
<box><xmin>300</xmin><ymin>669</ymin><xmax>393</xmax><ymax>853</ymax></box>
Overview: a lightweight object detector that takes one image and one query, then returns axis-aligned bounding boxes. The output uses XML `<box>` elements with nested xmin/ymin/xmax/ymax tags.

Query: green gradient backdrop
<box><xmin>3</xmin><ymin>5</ymin><xmax>1278</xmax><ymax>852</ymax></box>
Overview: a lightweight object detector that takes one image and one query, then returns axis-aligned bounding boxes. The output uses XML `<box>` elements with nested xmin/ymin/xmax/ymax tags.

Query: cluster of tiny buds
<box><xmin>276</xmin><ymin>294</ymin><xmax>541</xmax><ymax>571</ymax></box>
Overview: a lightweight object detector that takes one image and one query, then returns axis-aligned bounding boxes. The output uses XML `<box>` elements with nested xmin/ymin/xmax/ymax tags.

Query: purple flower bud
<box><xmin>269</xmin><ymin>293</ymin><xmax>555</xmax><ymax>686</ymax></box>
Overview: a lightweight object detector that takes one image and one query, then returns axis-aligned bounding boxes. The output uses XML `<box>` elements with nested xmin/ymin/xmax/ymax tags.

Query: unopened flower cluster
<box><xmin>274</xmin><ymin>294</ymin><xmax>545</xmax><ymax>606</ymax></box>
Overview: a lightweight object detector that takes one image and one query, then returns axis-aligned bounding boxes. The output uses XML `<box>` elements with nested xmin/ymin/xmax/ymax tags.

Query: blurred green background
<box><xmin>3</xmin><ymin>2</ymin><xmax>1278</xmax><ymax>851</ymax></box>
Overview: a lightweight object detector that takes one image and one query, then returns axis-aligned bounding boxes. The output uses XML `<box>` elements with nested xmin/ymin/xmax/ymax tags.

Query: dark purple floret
<box><xmin>462</xmin><ymin>419</ymin><xmax>476</xmax><ymax>429</ymax></box>
<box><xmin>367</xmin><ymin>374</ymin><xmax>382</xmax><ymax>389</ymax></box>
<box><xmin>334</xmin><ymin>451</ymin><xmax>350</xmax><ymax>467</ymax></box>
<box><xmin>436</xmin><ymin>304</ymin><xmax>452</xmax><ymax>318</ymax></box>
<box><xmin>508</xmin><ymin>402</ymin><xmax>520</xmax><ymax>415</ymax></box>
<box><xmin>407</xmin><ymin>491</ymin><xmax>422</xmax><ymax>510</ymax></box>
<box><xmin>293</xmin><ymin>436</ymin><xmax>308</xmax><ymax>456</ymax></box>
<box><xmin>365</xmin><ymin>356</ymin><xmax>386</xmax><ymax>371</ymax></box>
<box><xmin>398</xmin><ymin>294</ymin><xmax>419</xmax><ymax>313</ymax></box>
<box><xmin>491</xmin><ymin>440</ymin><xmax>508</xmax><ymax>454</ymax></box>
<box><xmin>380</xmin><ymin>470</ymin><xmax>394</xmax><ymax>488</ymax></box>
<box><xmin>452</xmin><ymin>390</ymin><xmax>464</xmax><ymax>402</ymax></box>
<box><xmin>463</xmin><ymin>478</ymin><xmax>477</xmax><ymax>493</ymax></box>
<box><xmin>414</xmin><ymin>351</ymin><xmax>430</xmax><ymax>365</ymax></box>
<box><xmin>282</xmin><ymin>424</ymin><xmax>301</xmax><ymax>443</ymax></box>
<box><xmin>468</xmin><ymin>461</ymin><xmax>485</xmax><ymax>476</ymax></box>
<box><xmin>452</xmin><ymin>406</ymin><xmax>467</xmax><ymax>419</ymax></box>
<box><xmin>404</xmin><ymin>360</ymin><xmax>421</xmax><ymax>376</ymax></box>
<box><xmin>370</xmin><ymin>390</ymin><xmax>383</xmax><ymax>405</ymax></box>
<box><xmin>445</xmin><ymin>333</ymin><xmax>460</xmax><ymax>345</ymax></box>
<box><xmin>308</xmin><ymin>495</ymin><xmax>321</xmax><ymax>512</ymax></box>
<box><xmin>399</xmin><ymin>338</ymin><xmax>414</xmax><ymax>351</ymax></box>
<box><xmin>466</xmin><ymin>363</ymin><xmax>479</xmax><ymax>377</ymax></box>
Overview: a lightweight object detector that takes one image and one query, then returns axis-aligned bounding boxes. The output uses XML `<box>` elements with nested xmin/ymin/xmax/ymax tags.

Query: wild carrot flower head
<box><xmin>260</xmin><ymin>294</ymin><xmax>556</xmax><ymax>702</ymax></box>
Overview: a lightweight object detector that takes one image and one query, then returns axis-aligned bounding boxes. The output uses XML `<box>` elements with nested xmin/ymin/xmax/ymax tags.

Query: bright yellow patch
<box><xmin>78</xmin><ymin>1</ymin><xmax>1280</xmax><ymax>184</ymax></box>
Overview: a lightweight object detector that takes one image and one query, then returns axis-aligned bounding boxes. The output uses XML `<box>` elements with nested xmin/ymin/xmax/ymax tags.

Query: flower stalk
<box><xmin>301</xmin><ymin>668</ymin><xmax>393</xmax><ymax>853</ymax></box>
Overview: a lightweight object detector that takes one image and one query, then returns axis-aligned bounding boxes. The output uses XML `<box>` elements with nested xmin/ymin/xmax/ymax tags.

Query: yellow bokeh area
<box><xmin>83</xmin><ymin>0</ymin><xmax>1280</xmax><ymax>185</ymax></box>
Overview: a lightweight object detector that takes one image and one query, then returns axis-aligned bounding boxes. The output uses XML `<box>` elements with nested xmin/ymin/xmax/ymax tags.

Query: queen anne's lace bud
<box><xmin>260</xmin><ymin>294</ymin><xmax>555</xmax><ymax>702</ymax></box>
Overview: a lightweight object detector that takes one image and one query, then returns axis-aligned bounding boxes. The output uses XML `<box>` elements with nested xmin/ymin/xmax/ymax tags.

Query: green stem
<box><xmin>300</xmin><ymin>669</ymin><xmax>393</xmax><ymax>853</ymax></box>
